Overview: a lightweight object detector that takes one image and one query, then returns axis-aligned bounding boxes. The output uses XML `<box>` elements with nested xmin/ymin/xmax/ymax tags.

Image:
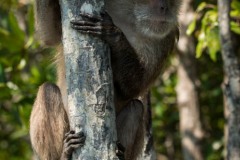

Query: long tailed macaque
<box><xmin>30</xmin><ymin>0</ymin><xmax>181</xmax><ymax>159</ymax></box>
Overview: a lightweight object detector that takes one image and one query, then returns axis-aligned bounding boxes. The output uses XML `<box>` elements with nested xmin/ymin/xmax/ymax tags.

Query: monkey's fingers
<box><xmin>65</xmin><ymin>138</ymin><xmax>85</xmax><ymax>149</ymax></box>
<box><xmin>64</xmin><ymin>130</ymin><xmax>75</xmax><ymax>138</ymax></box>
<box><xmin>64</xmin><ymin>131</ymin><xmax>85</xmax><ymax>143</ymax></box>
<box><xmin>71</xmin><ymin>23</ymin><xmax>116</xmax><ymax>36</ymax></box>
<box><xmin>71</xmin><ymin>24</ymin><xmax>103</xmax><ymax>32</ymax></box>
<box><xmin>71</xmin><ymin>20</ymin><xmax>95</xmax><ymax>26</ymax></box>
<box><xmin>62</xmin><ymin>143</ymin><xmax>84</xmax><ymax>158</ymax></box>
<box><xmin>66</xmin><ymin>144</ymin><xmax>83</xmax><ymax>153</ymax></box>
<box><xmin>62</xmin><ymin>131</ymin><xmax>86</xmax><ymax>158</ymax></box>
<box><xmin>79</xmin><ymin>13</ymin><xmax>103</xmax><ymax>22</ymax></box>
<box><xmin>79</xmin><ymin>12</ymin><xmax>112</xmax><ymax>24</ymax></box>
<box><xmin>71</xmin><ymin>25</ymin><xmax>102</xmax><ymax>36</ymax></box>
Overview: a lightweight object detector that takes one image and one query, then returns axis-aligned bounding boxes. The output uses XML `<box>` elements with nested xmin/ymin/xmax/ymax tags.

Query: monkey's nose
<box><xmin>159</xmin><ymin>0</ymin><xmax>168</xmax><ymax>13</ymax></box>
<box><xmin>160</xmin><ymin>6</ymin><xmax>167</xmax><ymax>14</ymax></box>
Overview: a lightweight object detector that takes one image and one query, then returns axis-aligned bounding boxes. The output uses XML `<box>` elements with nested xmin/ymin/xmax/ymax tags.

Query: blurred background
<box><xmin>0</xmin><ymin>0</ymin><xmax>239</xmax><ymax>159</ymax></box>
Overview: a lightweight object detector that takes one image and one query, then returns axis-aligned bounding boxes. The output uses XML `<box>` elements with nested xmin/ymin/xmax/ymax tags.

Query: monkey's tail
<box><xmin>30</xmin><ymin>82</ymin><xmax>69</xmax><ymax>160</ymax></box>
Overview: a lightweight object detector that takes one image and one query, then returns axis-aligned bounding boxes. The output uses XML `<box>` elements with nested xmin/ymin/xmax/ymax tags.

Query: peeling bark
<box><xmin>176</xmin><ymin>0</ymin><xmax>204</xmax><ymax>159</ymax></box>
<box><xmin>59</xmin><ymin>0</ymin><xmax>118</xmax><ymax>159</ymax></box>
<box><xmin>218</xmin><ymin>0</ymin><xmax>240</xmax><ymax>159</ymax></box>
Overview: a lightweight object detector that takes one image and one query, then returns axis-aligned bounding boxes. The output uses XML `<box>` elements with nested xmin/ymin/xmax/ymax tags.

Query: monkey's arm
<box><xmin>35</xmin><ymin>0</ymin><xmax>62</xmax><ymax>45</ymax></box>
<box><xmin>30</xmin><ymin>83</ymin><xmax>85</xmax><ymax>160</ymax></box>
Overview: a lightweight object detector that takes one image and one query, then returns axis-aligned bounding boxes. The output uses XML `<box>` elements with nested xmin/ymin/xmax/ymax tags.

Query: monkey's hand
<box><xmin>60</xmin><ymin>130</ymin><xmax>86</xmax><ymax>160</ymax></box>
<box><xmin>70</xmin><ymin>12</ymin><xmax>123</xmax><ymax>44</ymax></box>
<box><xmin>116</xmin><ymin>141</ymin><xmax>125</xmax><ymax>160</ymax></box>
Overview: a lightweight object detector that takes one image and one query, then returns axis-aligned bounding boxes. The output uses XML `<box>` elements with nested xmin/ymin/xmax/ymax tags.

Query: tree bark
<box><xmin>218</xmin><ymin>0</ymin><xmax>240</xmax><ymax>159</ymax></box>
<box><xmin>140</xmin><ymin>93</ymin><xmax>156</xmax><ymax>160</ymax></box>
<box><xmin>176</xmin><ymin>0</ymin><xmax>205</xmax><ymax>159</ymax></box>
<box><xmin>59</xmin><ymin>0</ymin><xmax>118</xmax><ymax>159</ymax></box>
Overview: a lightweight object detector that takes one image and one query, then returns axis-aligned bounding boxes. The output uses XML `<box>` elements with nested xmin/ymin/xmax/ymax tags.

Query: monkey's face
<box><xmin>134</xmin><ymin>0</ymin><xmax>181</xmax><ymax>39</ymax></box>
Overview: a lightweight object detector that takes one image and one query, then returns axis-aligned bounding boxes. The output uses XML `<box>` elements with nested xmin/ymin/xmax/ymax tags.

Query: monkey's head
<box><xmin>134</xmin><ymin>0</ymin><xmax>181</xmax><ymax>39</ymax></box>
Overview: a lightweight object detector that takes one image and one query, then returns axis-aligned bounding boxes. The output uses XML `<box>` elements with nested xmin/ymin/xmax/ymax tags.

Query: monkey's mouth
<box><xmin>141</xmin><ymin>19</ymin><xmax>171</xmax><ymax>28</ymax></box>
<box><xmin>137</xmin><ymin>19</ymin><xmax>174</xmax><ymax>39</ymax></box>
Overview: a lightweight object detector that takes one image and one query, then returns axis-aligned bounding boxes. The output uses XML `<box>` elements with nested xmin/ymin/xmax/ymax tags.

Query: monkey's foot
<box><xmin>60</xmin><ymin>130</ymin><xmax>86</xmax><ymax>160</ymax></box>
<box><xmin>70</xmin><ymin>12</ymin><xmax>122</xmax><ymax>38</ymax></box>
<box><xmin>116</xmin><ymin>141</ymin><xmax>125</xmax><ymax>160</ymax></box>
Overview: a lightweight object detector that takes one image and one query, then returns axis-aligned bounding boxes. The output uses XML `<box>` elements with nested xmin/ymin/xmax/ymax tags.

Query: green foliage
<box><xmin>0</xmin><ymin>2</ymin><xmax>56</xmax><ymax>159</ymax></box>
<box><xmin>150</xmin><ymin>57</ymin><xmax>182</xmax><ymax>159</ymax></box>
<box><xmin>187</xmin><ymin>0</ymin><xmax>240</xmax><ymax>61</ymax></box>
<box><xmin>198</xmin><ymin>54</ymin><xmax>224</xmax><ymax>160</ymax></box>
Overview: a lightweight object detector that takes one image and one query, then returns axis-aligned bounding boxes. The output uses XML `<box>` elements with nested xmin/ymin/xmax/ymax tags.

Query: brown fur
<box><xmin>30</xmin><ymin>83</ymin><xmax>69</xmax><ymax>159</ymax></box>
<box><xmin>30</xmin><ymin>0</ymin><xmax>181</xmax><ymax>159</ymax></box>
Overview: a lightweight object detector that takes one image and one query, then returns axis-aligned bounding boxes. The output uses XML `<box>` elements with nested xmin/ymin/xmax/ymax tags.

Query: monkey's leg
<box><xmin>30</xmin><ymin>83</ymin><xmax>85</xmax><ymax>160</ymax></box>
<box><xmin>116</xmin><ymin>100</ymin><xmax>144</xmax><ymax>160</ymax></box>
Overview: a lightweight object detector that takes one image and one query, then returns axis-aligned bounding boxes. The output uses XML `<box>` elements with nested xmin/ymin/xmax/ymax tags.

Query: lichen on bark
<box><xmin>59</xmin><ymin>0</ymin><xmax>118</xmax><ymax>159</ymax></box>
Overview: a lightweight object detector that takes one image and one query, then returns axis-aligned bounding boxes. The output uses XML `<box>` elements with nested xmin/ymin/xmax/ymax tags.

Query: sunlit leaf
<box><xmin>231</xmin><ymin>21</ymin><xmax>240</xmax><ymax>34</ymax></box>
<box><xmin>206</xmin><ymin>27</ymin><xmax>220</xmax><ymax>61</ymax></box>
<box><xmin>196</xmin><ymin>40</ymin><xmax>205</xmax><ymax>58</ymax></box>
<box><xmin>206</xmin><ymin>10</ymin><xmax>218</xmax><ymax>23</ymax></box>
<box><xmin>17</xmin><ymin>59</ymin><xmax>26</xmax><ymax>70</ymax></box>
<box><xmin>187</xmin><ymin>19</ymin><xmax>196</xmax><ymax>35</ymax></box>
<box><xmin>231</xmin><ymin>10</ymin><xmax>240</xmax><ymax>17</ymax></box>
<box><xmin>196</xmin><ymin>2</ymin><xmax>207</xmax><ymax>12</ymax></box>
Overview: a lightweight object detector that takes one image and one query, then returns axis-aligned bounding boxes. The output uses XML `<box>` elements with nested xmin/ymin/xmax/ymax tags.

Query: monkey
<box><xmin>30</xmin><ymin>0</ymin><xmax>181</xmax><ymax>159</ymax></box>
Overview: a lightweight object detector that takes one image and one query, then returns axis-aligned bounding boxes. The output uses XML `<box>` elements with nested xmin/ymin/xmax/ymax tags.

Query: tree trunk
<box><xmin>218</xmin><ymin>0</ymin><xmax>240</xmax><ymax>159</ymax></box>
<box><xmin>59</xmin><ymin>0</ymin><xmax>118</xmax><ymax>159</ymax></box>
<box><xmin>140</xmin><ymin>93</ymin><xmax>156</xmax><ymax>160</ymax></box>
<box><xmin>176</xmin><ymin>0</ymin><xmax>205</xmax><ymax>159</ymax></box>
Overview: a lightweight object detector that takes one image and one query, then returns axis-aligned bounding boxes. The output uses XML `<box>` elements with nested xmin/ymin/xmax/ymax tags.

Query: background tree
<box><xmin>176</xmin><ymin>0</ymin><xmax>205</xmax><ymax>159</ymax></box>
<box><xmin>218</xmin><ymin>0</ymin><xmax>240</xmax><ymax>159</ymax></box>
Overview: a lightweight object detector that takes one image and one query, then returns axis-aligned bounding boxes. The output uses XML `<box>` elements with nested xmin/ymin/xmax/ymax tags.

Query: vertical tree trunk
<box><xmin>218</xmin><ymin>0</ymin><xmax>240</xmax><ymax>159</ymax></box>
<box><xmin>140</xmin><ymin>93</ymin><xmax>156</xmax><ymax>160</ymax></box>
<box><xmin>176</xmin><ymin>0</ymin><xmax>204</xmax><ymax>159</ymax></box>
<box><xmin>59</xmin><ymin>0</ymin><xmax>118</xmax><ymax>159</ymax></box>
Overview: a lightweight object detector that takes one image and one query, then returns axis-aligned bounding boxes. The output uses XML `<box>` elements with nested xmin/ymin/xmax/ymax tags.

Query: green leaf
<box><xmin>231</xmin><ymin>21</ymin><xmax>240</xmax><ymax>34</ymax></box>
<box><xmin>207</xmin><ymin>10</ymin><xmax>218</xmax><ymax>23</ymax></box>
<box><xmin>27</xmin><ymin>4</ymin><xmax>35</xmax><ymax>37</ymax></box>
<box><xmin>231</xmin><ymin>0</ymin><xmax>240</xmax><ymax>11</ymax></box>
<box><xmin>187</xmin><ymin>19</ymin><xmax>196</xmax><ymax>35</ymax></box>
<box><xmin>8</xmin><ymin>12</ymin><xmax>25</xmax><ymax>41</ymax></box>
<box><xmin>0</xmin><ymin>63</ymin><xmax>5</xmax><ymax>82</ymax></box>
<box><xmin>231</xmin><ymin>10</ymin><xmax>240</xmax><ymax>17</ymax></box>
<box><xmin>7</xmin><ymin>12</ymin><xmax>25</xmax><ymax>51</ymax></box>
<box><xmin>196</xmin><ymin>2</ymin><xmax>207</xmax><ymax>12</ymax></box>
<box><xmin>196</xmin><ymin>42</ymin><xmax>203</xmax><ymax>58</ymax></box>
<box><xmin>206</xmin><ymin>27</ymin><xmax>220</xmax><ymax>61</ymax></box>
